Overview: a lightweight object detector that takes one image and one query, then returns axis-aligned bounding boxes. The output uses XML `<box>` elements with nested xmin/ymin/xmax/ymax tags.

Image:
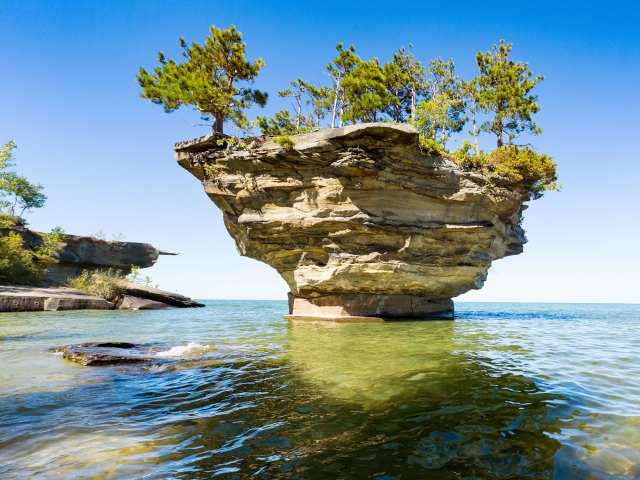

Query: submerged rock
<box><xmin>52</xmin><ymin>341</ymin><xmax>215</xmax><ymax>367</ymax></box>
<box><xmin>52</xmin><ymin>342</ymin><xmax>156</xmax><ymax>366</ymax></box>
<box><xmin>176</xmin><ymin>123</ymin><xmax>527</xmax><ymax>320</ymax></box>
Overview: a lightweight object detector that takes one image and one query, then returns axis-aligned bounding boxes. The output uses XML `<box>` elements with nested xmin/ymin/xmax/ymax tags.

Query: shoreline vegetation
<box><xmin>138</xmin><ymin>25</ymin><xmax>559</xmax><ymax>200</ymax></box>
<box><xmin>0</xmin><ymin>145</ymin><xmax>202</xmax><ymax>309</ymax></box>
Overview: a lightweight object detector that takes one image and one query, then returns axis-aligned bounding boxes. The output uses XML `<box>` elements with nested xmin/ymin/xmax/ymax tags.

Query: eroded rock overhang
<box><xmin>176</xmin><ymin>123</ymin><xmax>527</xmax><ymax>320</ymax></box>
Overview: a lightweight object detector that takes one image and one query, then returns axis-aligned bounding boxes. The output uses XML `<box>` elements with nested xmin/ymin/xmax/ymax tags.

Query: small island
<box><xmin>137</xmin><ymin>25</ymin><xmax>558</xmax><ymax>320</ymax></box>
<box><xmin>176</xmin><ymin>123</ymin><xmax>526</xmax><ymax>319</ymax></box>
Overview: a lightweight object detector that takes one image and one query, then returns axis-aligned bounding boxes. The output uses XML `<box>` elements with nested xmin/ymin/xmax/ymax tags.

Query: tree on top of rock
<box><xmin>474</xmin><ymin>40</ymin><xmax>544</xmax><ymax>147</ymax></box>
<box><xmin>137</xmin><ymin>25</ymin><xmax>268</xmax><ymax>134</ymax></box>
<box><xmin>383</xmin><ymin>45</ymin><xmax>426</xmax><ymax>122</ymax></box>
<box><xmin>326</xmin><ymin>44</ymin><xmax>361</xmax><ymax>128</ymax></box>
<box><xmin>341</xmin><ymin>59</ymin><xmax>388</xmax><ymax>123</ymax></box>
<box><xmin>414</xmin><ymin>58</ymin><xmax>466</xmax><ymax>148</ymax></box>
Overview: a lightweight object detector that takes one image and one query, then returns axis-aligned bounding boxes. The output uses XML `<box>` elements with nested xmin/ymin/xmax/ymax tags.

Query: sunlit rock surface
<box><xmin>11</xmin><ymin>224</ymin><xmax>175</xmax><ymax>284</ymax></box>
<box><xmin>176</xmin><ymin>123</ymin><xmax>527</xmax><ymax>319</ymax></box>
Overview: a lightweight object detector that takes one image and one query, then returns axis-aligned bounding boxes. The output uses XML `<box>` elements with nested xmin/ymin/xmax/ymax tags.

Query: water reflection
<box><xmin>279</xmin><ymin>320</ymin><xmax>564</xmax><ymax>478</ymax></box>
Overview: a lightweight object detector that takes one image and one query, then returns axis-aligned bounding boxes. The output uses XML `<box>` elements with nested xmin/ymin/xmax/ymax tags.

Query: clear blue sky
<box><xmin>2</xmin><ymin>1</ymin><xmax>639</xmax><ymax>302</ymax></box>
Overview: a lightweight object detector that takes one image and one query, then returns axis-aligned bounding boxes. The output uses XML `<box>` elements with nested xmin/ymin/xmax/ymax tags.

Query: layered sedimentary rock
<box><xmin>1</xmin><ymin>227</ymin><xmax>204</xmax><ymax>312</ymax></box>
<box><xmin>176</xmin><ymin>123</ymin><xmax>527</xmax><ymax>319</ymax></box>
<box><xmin>12</xmin><ymin>225</ymin><xmax>174</xmax><ymax>284</ymax></box>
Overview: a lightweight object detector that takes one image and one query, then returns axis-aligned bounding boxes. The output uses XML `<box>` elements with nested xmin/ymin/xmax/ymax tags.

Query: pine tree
<box><xmin>305</xmin><ymin>84</ymin><xmax>333</xmax><ymax>128</ymax></box>
<box><xmin>341</xmin><ymin>59</ymin><xmax>388</xmax><ymax>123</ymax></box>
<box><xmin>137</xmin><ymin>25</ymin><xmax>268</xmax><ymax>134</ymax></box>
<box><xmin>474</xmin><ymin>40</ymin><xmax>544</xmax><ymax>147</ymax></box>
<box><xmin>460</xmin><ymin>79</ymin><xmax>481</xmax><ymax>154</ymax></box>
<box><xmin>383</xmin><ymin>45</ymin><xmax>426</xmax><ymax>122</ymax></box>
<box><xmin>326</xmin><ymin>44</ymin><xmax>361</xmax><ymax>128</ymax></box>
<box><xmin>278</xmin><ymin>79</ymin><xmax>308</xmax><ymax>129</ymax></box>
<box><xmin>414</xmin><ymin>58</ymin><xmax>466</xmax><ymax>147</ymax></box>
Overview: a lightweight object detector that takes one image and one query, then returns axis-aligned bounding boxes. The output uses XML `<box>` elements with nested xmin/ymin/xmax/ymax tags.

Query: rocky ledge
<box><xmin>1</xmin><ymin>227</ymin><xmax>204</xmax><ymax>312</ymax></box>
<box><xmin>0</xmin><ymin>284</ymin><xmax>204</xmax><ymax>312</ymax></box>
<box><xmin>176</xmin><ymin>123</ymin><xmax>527</xmax><ymax>320</ymax></box>
<box><xmin>11</xmin><ymin>224</ymin><xmax>176</xmax><ymax>284</ymax></box>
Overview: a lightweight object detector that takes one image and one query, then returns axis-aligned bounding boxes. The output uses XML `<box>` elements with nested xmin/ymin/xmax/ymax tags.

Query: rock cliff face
<box><xmin>12</xmin><ymin>225</ymin><xmax>174</xmax><ymax>285</ymax></box>
<box><xmin>176</xmin><ymin>123</ymin><xmax>527</xmax><ymax>319</ymax></box>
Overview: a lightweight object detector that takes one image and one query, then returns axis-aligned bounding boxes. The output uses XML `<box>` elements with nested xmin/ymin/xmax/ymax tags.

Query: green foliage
<box><xmin>383</xmin><ymin>45</ymin><xmax>426</xmax><ymax>122</ymax></box>
<box><xmin>414</xmin><ymin>58</ymin><xmax>466</xmax><ymax>148</ymax></box>
<box><xmin>414</xmin><ymin>92</ymin><xmax>466</xmax><ymax>147</ymax></box>
<box><xmin>0</xmin><ymin>227</ymin><xmax>66</xmax><ymax>285</ymax></box>
<box><xmin>257</xmin><ymin>110</ymin><xmax>303</xmax><ymax>136</ymax></box>
<box><xmin>306</xmin><ymin>84</ymin><xmax>333</xmax><ymax>128</ymax></box>
<box><xmin>0</xmin><ymin>232</ymin><xmax>42</xmax><ymax>285</ymax></box>
<box><xmin>0</xmin><ymin>213</ymin><xmax>25</xmax><ymax>229</ymax></box>
<box><xmin>0</xmin><ymin>141</ymin><xmax>47</xmax><ymax>218</ymax></box>
<box><xmin>35</xmin><ymin>227</ymin><xmax>66</xmax><ymax>263</ymax></box>
<box><xmin>138</xmin><ymin>25</ymin><xmax>268</xmax><ymax>134</ymax></box>
<box><xmin>475</xmin><ymin>40</ymin><xmax>544</xmax><ymax>147</ymax></box>
<box><xmin>450</xmin><ymin>142</ymin><xmax>559</xmax><ymax>199</ymax></box>
<box><xmin>418</xmin><ymin>136</ymin><xmax>448</xmax><ymax>156</ymax></box>
<box><xmin>274</xmin><ymin>135</ymin><xmax>296</xmax><ymax>149</ymax></box>
<box><xmin>341</xmin><ymin>59</ymin><xmax>388</xmax><ymax>123</ymax></box>
<box><xmin>326</xmin><ymin>44</ymin><xmax>362</xmax><ymax>128</ymax></box>
<box><xmin>486</xmin><ymin>146</ymin><xmax>560</xmax><ymax>199</ymax></box>
<box><xmin>450</xmin><ymin>140</ymin><xmax>487</xmax><ymax>169</ymax></box>
<box><xmin>67</xmin><ymin>269</ymin><xmax>127</xmax><ymax>302</ymax></box>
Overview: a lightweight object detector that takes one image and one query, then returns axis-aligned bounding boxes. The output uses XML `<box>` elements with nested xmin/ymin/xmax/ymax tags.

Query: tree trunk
<box><xmin>410</xmin><ymin>85</ymin><xmax>416</xmax><ymax>120</ymax></box>
<box><xmin>330</xmin><ymin>80</ymin><xmax>340</xmax><ymax>128</ymax></box>
<box><xmin>213</xmin><ymin>114</ymin><xmax>224</xmax><ymax>134</ymax></box>
<box><xmin>472</xmin><ymin>115</ymin><xmax>480</xmax><ymax>154</ymax></box>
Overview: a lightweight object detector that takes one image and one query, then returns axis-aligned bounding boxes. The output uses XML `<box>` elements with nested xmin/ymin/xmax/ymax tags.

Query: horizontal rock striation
<box><xmin>11</xmin><ymin>225</ymin><xmax>175</xmax><ymax>285</ymax></box>
<box><xmin>0</xmin><ymin>286</ymin><xmax>115</xmax><ymax>312</ymax></box>
<box><xmin>176</xmin><ymin>123</ymin><xmax>527</xmax><ymax>319</ymax></box>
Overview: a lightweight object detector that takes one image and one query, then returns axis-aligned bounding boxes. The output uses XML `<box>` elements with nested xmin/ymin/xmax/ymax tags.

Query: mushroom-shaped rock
<box><xmin>176</xmin><ymin>123</ymin><xmax>527</xmax><ymax>320</ymax></box>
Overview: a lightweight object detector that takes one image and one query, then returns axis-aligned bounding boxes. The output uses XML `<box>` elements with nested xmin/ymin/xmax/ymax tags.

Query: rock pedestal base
<box><xmin>285</xmin><ymin>293</ymin><xmax>454</xmax><ymax>322</ymax></box>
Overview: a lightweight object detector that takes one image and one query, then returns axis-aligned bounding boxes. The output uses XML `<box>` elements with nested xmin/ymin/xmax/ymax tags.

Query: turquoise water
<box><xmin>1</xmin><ymin>301</ymin><xmax>639</xmax><ymax>479</ymax></box>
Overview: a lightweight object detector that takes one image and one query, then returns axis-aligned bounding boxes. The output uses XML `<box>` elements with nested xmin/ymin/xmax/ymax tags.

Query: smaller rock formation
<box><xmin>0</xmin><ymin>284</ymin><xmax>204</xmax><ymax>312</ymax></box>
<box><xmin>0</xmin><ymin>286</ymin><xmax>114</xmax><ymax>312</ymax></box>
<box><xmin>0</xmin><ymin>225</ymin><xmax>204</xmax><ymax>312</ymax></box>
<box><xmin>122</xmin><ymin>284</ymin><xmax>204</xmax><ymax>308</ymax></box>
<box><xmin>11</xmin><ymin>224</ymin><xmax>175</xmax><ymax>284</ymax></box>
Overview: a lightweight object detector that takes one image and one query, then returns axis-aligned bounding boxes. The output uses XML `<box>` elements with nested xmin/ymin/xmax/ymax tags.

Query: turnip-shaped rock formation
<box><xmin>176</xmin><ymin>123</ymin><xmax>527</xmax><ymax>320</ymax></box>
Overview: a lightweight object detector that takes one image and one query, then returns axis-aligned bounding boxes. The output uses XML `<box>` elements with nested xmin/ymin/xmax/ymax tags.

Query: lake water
<box><xmin>0</xmin><ymin>301</ymin><xmax>639</xmax><ymax>479</ymax></box>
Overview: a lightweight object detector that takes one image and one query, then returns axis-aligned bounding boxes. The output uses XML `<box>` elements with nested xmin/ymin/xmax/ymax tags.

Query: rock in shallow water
<box><xmin>52</xmin><ymin>342</ymin><xmax>156</xmax><ymax>366</ymax></box>
<box><xmin>175</xmin><ymin>123</ymin><xmax>528</xmax><ymax>320</ymax></box>
<box><xmin>52</xmin><ymin>341</ymin><xmax>214</xmax><ymax>366</ymax></box>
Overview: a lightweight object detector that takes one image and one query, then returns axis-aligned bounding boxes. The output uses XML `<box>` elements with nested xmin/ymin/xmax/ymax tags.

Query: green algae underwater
<box><xmin>1</xmin><ymin>301</ymin><xmax>639</xmax><ymax>479</ymax></box>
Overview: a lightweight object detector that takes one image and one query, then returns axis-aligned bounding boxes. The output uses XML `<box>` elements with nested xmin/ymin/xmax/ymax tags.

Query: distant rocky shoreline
<box><xmin>0</xmin><ymin>225</ymin><xmax>203</xmax><ymax>312</ymax></box>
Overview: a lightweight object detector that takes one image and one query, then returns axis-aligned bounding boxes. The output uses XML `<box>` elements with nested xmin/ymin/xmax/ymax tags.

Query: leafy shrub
<box><xmin>0</xmin><ymin>227</ymin><xmax>65</xmax><ymax>285</ymax></box>
<box><xmin>486</xmin><ymin>146</ymin><xmax>560</xmax><ymax>199</ymax></box>
<box><xmin>450</xmin><ymin>143</ymin><xmax>559</xmax><ymax>199</ymax></box>
<box><xmin>67</xmin><ymin>269</ymin><xmax>127</xmax><ymax>302</ymax></box>
<box><xmin>418</xmin><ymin>136</ymin><xmax>447</xmax><ymax>156</ymax></box>
<box><xmin>275</xmin><ymin>135</ymin><xmax>296</xmax><ymax>149</ymax></box>
<box><xmin>0</xmin><ymin>232</ymin><xmax>42</xmax><ymax>284</ymax></box>
<box><xmin>450</xmin><ymin>140</ymin><xmax>486</xmax><ymax>169</ymax></box>
<box><xmin>0</xmin><ymin>213</ymin><xmax>25</xmax><ymax>228</ymax></box>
